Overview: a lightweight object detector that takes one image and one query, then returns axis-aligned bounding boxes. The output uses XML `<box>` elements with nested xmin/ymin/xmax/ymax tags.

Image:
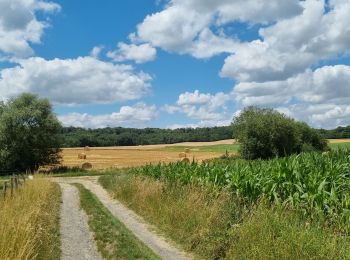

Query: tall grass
<box><xmin>130</xmin><ymin>150</ymin><xmax>350</xmax><ymax>231</ymax></box>
<box><xmin>100</xmin><ymin>174</ymin><xmax>350</xmax><ymax>259</ymax></box>
<box><xmin>0</xmin><ymin>178</ymin><xmax>61</xmax><ymax>259</ymax></box>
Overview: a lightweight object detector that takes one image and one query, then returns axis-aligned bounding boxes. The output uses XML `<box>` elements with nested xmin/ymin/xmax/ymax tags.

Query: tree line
<box><xmin>59</xmin><ymin>124</ymin><xmax>349</xmax><ymax>148</ymax></box>
<box><xmin>60</xmin><ymin>126</ymin><xmax>233</xmax><ymax>147</ymax></box>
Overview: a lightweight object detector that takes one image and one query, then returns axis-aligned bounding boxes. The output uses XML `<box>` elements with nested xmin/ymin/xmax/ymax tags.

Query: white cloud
<box><xmin>107</xmin><ymin>42</ymin><xmax>156</xmax><ymax>64</ymax></box>
<box><xmin>0</xmin><ymin>0</ymin><xmax>60</xmax><ymax>58</ymax></box>
<box><xmin>164</xmin><ymin>90</ymin><xmax>232</xmax><ymax>126</ymax></box>
<box><xmin>58</xmin><ymin>103</ymin><xmax>158</xmax><ymax>128</ymax></box>
<box><xmin>222</xmin><ymin>0</ymin><xmax>350</xmax><ymax>82</ymax></box>
<box><xmin>90</xmin><ymin>46</ymin><xmax>103</xmax><ymax>59</ymax></box>
<box><xmin>133</xmin><ymin>0</ymin><xmax>302</xmax><ymax>58</ymax></box>
<box><xmin>0</xmin><ymin>56</ymin><xmax>152</xmax><ymax>105</ymax></box>
<box><xmin>233</xmin><ymin>65</ymin><xmax>350</xmax><ymax>107</ymax></box>
<box><xmin>233</xmin><ymin>64</ymin><xmax>350</xmax><ymax>129</ymax></box>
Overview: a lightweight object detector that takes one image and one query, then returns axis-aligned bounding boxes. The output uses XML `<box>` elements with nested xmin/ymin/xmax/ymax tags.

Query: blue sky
<box><xmin>0</xmin><ymin>0</ymin><xmax>350</xmax><ymax>129</ymax></box>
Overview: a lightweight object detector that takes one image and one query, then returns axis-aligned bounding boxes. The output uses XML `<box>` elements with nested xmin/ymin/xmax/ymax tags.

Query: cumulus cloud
<box><xmin>233</xmin><ymin>65</ymin><xmax>350</xmax><ymax>107</ymax></box>
<box><xmin>164</xmin><ymin>90</ymin><xmax>233</xmax><ymax>126</ymax></box>
<box><xmin>107</xmin><ymin>42</ymin><xmax>156</xmax><ymax>64</ymax></box>
<box><xmin>133</xmin><ymin>0</ymin><xmax>302</xmax><ymax>58</ymax></box>
<box><xmin>58</xmin><ymin>103</ymin><xmax>158</xmax><ymax>128</ymax></box>
<box><xmin>222</xmin><ymin>0</ymin><xmax>350</xmax><ymax>82</ymax></box>
<box><xmin>0</xmin><ymin>0</ymin><xmax>60</xmax><ymax>58</ymax></box>
<box><xmin>0</xmin><ymin>56</ymin><xmax>152</xmax><ymax>105</ymax></box>
<box><xmin>233</xmin><ymin>64</ymin><xmax>350</xmax><ymax>128</ymax></box>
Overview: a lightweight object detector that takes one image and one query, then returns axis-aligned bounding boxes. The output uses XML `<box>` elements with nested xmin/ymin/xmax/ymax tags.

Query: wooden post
<box><xmin>3</xmin><ymin>181</ymin><xmax>7</xmax><ymax>199</ymax></box>
<box><xmin>14</xmin><ymin>175</ymin><xmax>18</xmax><ymax>189</ymax></box>
<box><xmin>10</xmin><ymin>177</ymin><xmax>14</xmax><ymax>197</ymax></box>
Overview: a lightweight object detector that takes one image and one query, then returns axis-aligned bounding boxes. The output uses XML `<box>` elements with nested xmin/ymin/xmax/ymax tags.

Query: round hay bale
<box><xmin>84</xmin><ymin>146</ymin><xmax>90</xmax><ymax>151</ymax></box>
<box><xmin>78</xmin><ymin>153</ymin><xmax>87</xmax><ymax>159</ymax></box>
<box><xmin>81</xmin><ymin>162</ymin><xmax>93</xmax><ymax>169</ymax></box>
<box><xmin>178</xmin><ymin>152</ymin><xmax>187</xmax><ymax>158</ymax></box>
<box><xmin>181</xmin><ymin>157</ymin><xmax>190</xmax><ymax>164</ymax></box>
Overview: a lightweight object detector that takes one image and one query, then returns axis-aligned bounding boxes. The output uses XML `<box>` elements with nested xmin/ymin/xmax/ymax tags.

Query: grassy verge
<box><xmin>162</xmin><ymin>144</ymin><xmax>239</xmax><ymax>153</ymax></box>
<box><xmin>100</xmin><ymin>174</ymin><xmax>350</xmax><ymax>260</ymax></box>
<box><xmin>0</xmin><ymin>178</ymin><xmax>61</xmax><ymax>259</ymax></box>
<box><xmin>74</xmin><ymin>183</ymin><xmax>160</xmax><ymax>260</ymax></box>
<box><xmin>329</xmin><ymin>142</ymin><xmax>350</xmax><ymax>150</ymax></box>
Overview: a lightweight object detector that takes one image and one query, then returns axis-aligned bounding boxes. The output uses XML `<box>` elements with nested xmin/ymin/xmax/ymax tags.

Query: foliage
<box><xmin>59</xmin><ymin>126</ymin><xmax>233</xmax><ymax>147</ymax></box>
<box><xmin>129</xmin><ymin>150</ymin><xmax>350</xmax><ymax>233</ymax></box>
<box><xmin>0</xmin><ymin>93</ymin><xmax>62</xmax><ymax>173</ymax></box>
<box><xmin>227</xmin><ymin>205</ymin><xmax>350</xmax><ymax>260</ymax></box>
<box><xmin>100</xmin><ymin>174</ymin><xmax>350</xmax><ymax>260</ymax></box>
<box><xmin>232</xmin><ymin>107</ymin><xmax>328</xmax><ymax>159</ymax></box>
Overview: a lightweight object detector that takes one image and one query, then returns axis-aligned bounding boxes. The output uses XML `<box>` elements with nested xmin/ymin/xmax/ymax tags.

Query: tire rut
<box><xmin>57</xmin><ymin>177</ymin><xmax>192</xmax><ymax>260</ymax></box>
<box><xmin>59</xmin><ymin>183</ymin><xmax>102</xmax><ymax>260</ymax></box>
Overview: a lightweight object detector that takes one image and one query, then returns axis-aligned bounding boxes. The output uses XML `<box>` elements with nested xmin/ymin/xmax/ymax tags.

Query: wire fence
<box><xmin>0</xmin><ymin>171</ymin><xmax>28</xmax><ymax>199</ymax></box>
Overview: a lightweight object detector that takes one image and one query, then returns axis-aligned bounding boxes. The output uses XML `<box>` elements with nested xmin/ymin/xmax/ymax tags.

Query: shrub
<box><xmin>232</xmin><ymin>106</ymin><xmax>328</xmax><ymax>159</ymax></box>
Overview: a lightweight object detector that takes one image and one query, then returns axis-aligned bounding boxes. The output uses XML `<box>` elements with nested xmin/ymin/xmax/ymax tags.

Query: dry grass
<box><xmin>99</xmin><ymin>174</ymin><xmax>243</xmax><ymax>259</ymax></box>
<box><xmin>0</xmin><ymin>178</ymin><xmax>61</xmax><ymax>259</ymax></box>
<box><xmin>100</xmin><ymin>174</ymin><xmax>350</xmax><ymax>260</ymax></box>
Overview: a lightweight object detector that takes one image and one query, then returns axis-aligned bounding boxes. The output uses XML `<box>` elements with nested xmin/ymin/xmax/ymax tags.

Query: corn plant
<box><xmin>130</xmin><ymin>150</ymin><xmax>350</xmax><ymax>232</ymax></box>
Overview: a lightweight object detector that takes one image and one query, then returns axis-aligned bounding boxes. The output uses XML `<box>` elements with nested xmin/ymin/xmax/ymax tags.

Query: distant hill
<box><xmin>59</xmin><ymin>125</ymin><xmax>350</xmax><ymax>148</ymax></box>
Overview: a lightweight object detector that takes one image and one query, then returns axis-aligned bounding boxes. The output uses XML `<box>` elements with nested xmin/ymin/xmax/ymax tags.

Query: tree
<box><xmin>0</xmin><ymin>93</ymin><xmax>62</xmax><ymax>172</ymax></box>
<box><xmin>232</xmin><ymin>106</ymin><xmax>328</xmax><ymax>160</ymax></box>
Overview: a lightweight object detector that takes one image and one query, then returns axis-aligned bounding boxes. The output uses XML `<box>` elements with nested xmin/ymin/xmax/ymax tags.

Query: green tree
<box><xmin>233</xmin><ymin>106</ymin><xmax>328</xmax><ymax>159</ymax></box>
<box><xmin>0</xmin><ymin>93</ymin><xmax>62</xmax><ymax>173</ymax></box>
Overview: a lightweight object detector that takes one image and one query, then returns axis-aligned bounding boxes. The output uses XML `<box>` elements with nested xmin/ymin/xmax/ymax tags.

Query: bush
<box><xmin>232</xmin><ymin>107</ymin><xmax>328</xmax><ymax>159</ymax></box>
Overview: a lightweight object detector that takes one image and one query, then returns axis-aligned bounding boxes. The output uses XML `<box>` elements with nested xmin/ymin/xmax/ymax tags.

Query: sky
<box><xmin>0</xmin><ymin>0</ymin><xmax>350</xmax><ymax>129</ymax></box>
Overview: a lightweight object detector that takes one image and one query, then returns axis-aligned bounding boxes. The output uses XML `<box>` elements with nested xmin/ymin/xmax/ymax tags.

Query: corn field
<box><xmin>130</xmin><ymin>150</ymin><xmax>350</xmax><ymax>231</ymax></box>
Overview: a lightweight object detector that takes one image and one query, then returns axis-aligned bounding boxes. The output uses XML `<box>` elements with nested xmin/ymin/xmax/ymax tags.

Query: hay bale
<box><xmin>78</xmin><ymin>153</ymin><xmax>87</xmax><ymax>159</ymax></box>
<box><xmin>181</xmin><ymin>157</ymin><xmax>190</xmax><ymax>164</ymax></box>
<box><xmin>178</xmin><ymin>152</ymin><xmax>187</xmax><ymax>158</ymax></box>
<box><xmin>81</xmin><ymin>162</ymin><xmax>93</xmax><ymax>169</ymax></box>
<box><xmin>84</xmin><ymin>146</ymin><xmax>90</xmax><ymax>151</ymax></box>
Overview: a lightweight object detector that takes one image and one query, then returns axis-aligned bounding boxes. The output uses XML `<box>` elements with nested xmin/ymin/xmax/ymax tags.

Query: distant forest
<box><xmin>60</xmin><ymin>125</ymin><xmax>350</xmax><ymax>148</ymax></box>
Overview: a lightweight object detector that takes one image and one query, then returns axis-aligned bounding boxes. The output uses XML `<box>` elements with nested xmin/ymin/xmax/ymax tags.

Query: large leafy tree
<box><xmin>0</xmin><ymin>93</ymin><xmax>62</xmax><ymax>172</ymax></box>
<box><xmin>232</xmin><ymin>106</ymin><xmax>328</xmax><ymax>160</ymax></box>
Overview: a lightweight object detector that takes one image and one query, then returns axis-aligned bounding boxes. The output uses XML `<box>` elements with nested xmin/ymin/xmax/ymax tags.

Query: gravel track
<box><xmin>57</xmin><ymin>177</ymin><xmax>192</xmax><ymax>260</ymax></box>
<box><xmin>58</xmin><ymin>183</ymin><xmax>102</xmax><ymax>260</ymax></box>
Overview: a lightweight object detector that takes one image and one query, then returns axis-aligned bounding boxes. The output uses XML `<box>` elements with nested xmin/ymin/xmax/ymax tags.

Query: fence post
<box><xmin>3</xmin><ymin>181</ymin><xmax>7</xmax><ymax>199</ymax></box>
<box><xmin>10</xmin><ymin>176</ymin><xmax>14</xmax><ymax>197</ymax></box>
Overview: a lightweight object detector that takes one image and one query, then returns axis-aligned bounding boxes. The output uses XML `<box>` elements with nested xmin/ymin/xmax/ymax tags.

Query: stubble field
<box><xmin>61</xmin><ymin>138</ymin><xmax>350</xmax><ymax>169</ymax></box>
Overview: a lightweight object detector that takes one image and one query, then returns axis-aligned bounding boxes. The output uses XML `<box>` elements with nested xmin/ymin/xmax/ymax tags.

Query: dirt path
<box><xmin>58</xmin><ymin>183</ymin><xmax>102</xmax><ymax>260</ymax></box>
<box><xmin>57</xmin><ymin>177</ymin><xmax>192</xmax><ymax>260</ymax></box>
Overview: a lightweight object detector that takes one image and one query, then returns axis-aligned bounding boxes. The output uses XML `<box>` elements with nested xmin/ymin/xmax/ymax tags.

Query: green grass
<box><xmin>162</xmin><ymin>144</ymin><xmax>240</xmax><ymax>153</ymax></box>
<box><xmin>100</xmin><ymin>174</ymin><xmax>350</xmax><ymax>260</ymax></box>
<box><xmin>161</xmin><ymin>141</ymin><xmax>350</xmax><ymax>153</ymax></box>
<box><xmin>329</xmin><ymin>142</ymin><xmax>350</xmax><ymax>150</ymax></box>
<box><xmin>74</xmin><ymin>183</ymin><xmax>160</xmax><ymax>260</ymax></box>
<box><xmin>128</xmin><ymin>149</ymin><xmax>350</xmax><ymax>233</ymax></box>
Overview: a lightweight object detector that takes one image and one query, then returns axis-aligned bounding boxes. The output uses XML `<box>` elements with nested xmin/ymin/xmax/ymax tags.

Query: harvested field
<box><xmin>61</xmin><ymin>148</ymin><xmax>222</xmax><ymax>169</ymax></box>
<box><xmin>328</xmin><ymin>139</ymin><xmax>350</xmax><ymax>143</ymax></box>
<box><xmin>60</xmin><ymin>139</ymin><xmax>350</xmax><ymax>169</ymax></box>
